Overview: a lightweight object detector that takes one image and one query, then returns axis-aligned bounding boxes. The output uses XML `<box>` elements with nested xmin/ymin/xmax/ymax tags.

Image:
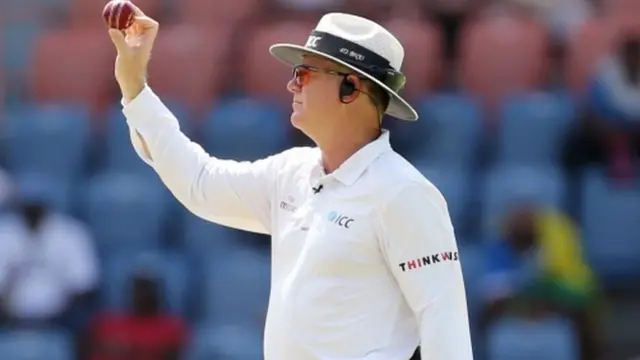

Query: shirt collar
<box><xmin>314</xmin><ymin>130</ymin><xmax>391</xmax><ymax>187</ymax></box>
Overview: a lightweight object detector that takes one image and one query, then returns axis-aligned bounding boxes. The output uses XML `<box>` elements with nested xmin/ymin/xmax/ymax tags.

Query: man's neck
<box><xmin>319</xmin><ymin>128</ymin><xmax>381</xmax><ymax>174</ymax></box>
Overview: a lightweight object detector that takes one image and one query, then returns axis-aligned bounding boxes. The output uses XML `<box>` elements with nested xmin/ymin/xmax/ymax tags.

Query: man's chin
<box><xmin>290</xmin><ymin>112</ymin><xmax>305</xmax><ymax>130</ymax></box>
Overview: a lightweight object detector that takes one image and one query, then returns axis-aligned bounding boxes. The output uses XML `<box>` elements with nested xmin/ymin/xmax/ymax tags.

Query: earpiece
<box><xmin>339</xmin><ymin>75</ymin><xmax>356</xmax><ymax>103</ymax></box>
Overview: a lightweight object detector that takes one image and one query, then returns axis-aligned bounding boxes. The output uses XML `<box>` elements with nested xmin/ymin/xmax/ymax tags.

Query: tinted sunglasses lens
<box><xmin>293</xmin><ymin>67</ymin><xmax>309</xmax><ymax>86</ymax></box>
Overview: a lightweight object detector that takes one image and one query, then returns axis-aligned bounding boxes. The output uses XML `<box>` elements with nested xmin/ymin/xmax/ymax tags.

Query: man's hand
<box><xmin>108</xmin><ymin>3</ymin><xmax>159</xmax><ymax>103</ymax></box>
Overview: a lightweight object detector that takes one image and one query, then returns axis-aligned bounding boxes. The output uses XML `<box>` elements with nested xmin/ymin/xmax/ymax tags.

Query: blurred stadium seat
<box><xmin>458</xmin><ymin>242</ymin><xmax>486</xmax><ymax>360</ymax></box>
<box><xmin>182</xmin><ymin>212</ymin><xmax>249</xmax><ymax>259</ymax></box>
<box><xmin>243</xmin><ymin>21</ymin><xmax>315</xmax><ymax>103</ymax></box>
<box><xmin>179</xmin><ymin>0</ymin><xmax>264</xmax><ymax>26</ymax></box>
<box><xmin>459</xmin><ymin>12</ymin><xmax>549</xmax><ymax>107</ymax></box>
<box><xmin>204</xmin><ymin>98</ymin><xmax>290</xmax><ymax>160</ymax></box>
<box><xmin>2</xmin><ymin>20</ymin><xmax>43</xmax><ymax>86</ymax></box>
<box><xmin>416</xmin><ymin>93</ymin><xmax>483</xmax><ymax>167</ymax></box>
<box><xmin>602</xmin><ymin>0</ymin><xmax>640</xmax><ymax>36</ymax></box>
<box><xmin>13</xmin><ymin>172</ymin><xmax>75</xmax><ymax>213</ymax></box>
<box><xmin>186</xmin><ymin>324</ymin><xmax>264</xmax><ymax>360</ymax></box>
<box><xmin>496</xmin><ymin>91</ymin><xmax>576</xmax><ymax>165</ymax></box>
<box><xmin>146</xmin><ymin>24</ymin><xmax>232</xmax><ymax>113</ymax></box>
<box><xmin>29</xmin><ymin>29</ymin><xmax>113</xmax><ymax>109</ymax></box>
<box><xmin>581</xmin><ymin>168</ymin><xmax>640</xmax><ymax>285</ymax></box>
<box><xmin>4</xmin><ymin>104</ymin><xmax>90</xmax><ymax>180</ymax></box>
<box><xmin>487</xmin><ymin>316</ymin><xmax>579</xmax><ymax>360</ymax></box>
<box><xmin>416</xmin><ymin>164</ymin><xmax>471</xmax><ymax>236</ymax></box>
<box><xmin>382</xmin><ymin>18</ymin><xmax>443</xmax><ymax>100</ymax></box>
<box><xmin>1</xmin><ymin>0</ymin><xmax>61</xmax><ymax>82</ymax></box>
<box><xmin>204</xmin><ymin>246</ymin><xmax>270</xmax><ymax>326</ymax></box>
<box><xmin>83</xmin><ymin>172</ymin><xmax>170</xmax><ymax>255</ymax></box>
<box><xmin>565</xmin><ymin>19</ymin><xmax>615</xmax><ymax>94</ymax></box>
<box><xmin>481</xmin><ymin>165</ymin><xmax>566</xmax><ymax>238</ymax></box>
<box><xmin>458</xmin><ymin>243</ymin><xmax>485</xmax><ymax>315</ymax></box>
<box><xmin>0</xmin><ymin>328</ymin><xmax>73</xmax><ymax>360</ymax></box>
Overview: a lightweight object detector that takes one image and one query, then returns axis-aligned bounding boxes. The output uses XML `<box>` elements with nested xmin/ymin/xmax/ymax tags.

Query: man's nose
<box><xmin>287</xmin><ymin>78</ymin><xmax>301</xmax><ymax>94</ymax></box>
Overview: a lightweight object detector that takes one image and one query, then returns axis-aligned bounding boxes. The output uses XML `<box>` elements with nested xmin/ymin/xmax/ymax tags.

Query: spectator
<box><xmin>88</xmin><ymin>266</ymin><xmax>188</xmax><ymax>360</ymax></box>
<box><xmin>480</xmin><ymin>201</ymin><xmax>601</xmax><ymax>360</ymax></box>
<box><xmin>564</xmin><ymin>35</ymin><xmax>640</xmax><ymax>180</ymax></box>
<box><xmin>0</xmin><ymin>177</ymin><xmax>99</xmax><ymax>329</ymax></box>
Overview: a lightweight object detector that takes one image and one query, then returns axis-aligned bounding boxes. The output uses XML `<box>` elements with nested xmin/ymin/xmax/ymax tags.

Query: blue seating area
<box><xmin>83</xmin><ymin>172</ymin><xmax>170</xmax><ymax>254</ymax></box>
<box><xmin>204</xmin><ymin>98</ymin><xmax>291</xmax><ymax>160</ymax></box>
<box><xmin>480</xmin><ymin>164</ymin><xmax>567</xmax><ymax>237</ymax></box>
<box><xmin>496</xmin><ymin>91</ymin><xmax>576</xmax><ymax>166</ymax></box>
<box><xmin>415</xmin><ymin>93</ymin><xmax>484</xmax><ymax>168</ymax></box>
<box><xmin>0</xmin><ymin>328</ymin><xmax>74</xmax><ymax>360</ymax></box>
<box><xmin>2</xmin><ymin>91</ymin><xmax>639</xmax><ymax>359</ymax></box>
<box><xmin>5</xmin><ymin>104</ymin><xmax>90</xmax><ymax>179</ymax></box>
<box><xmin>487</xmin><ymin>316</ymin><xmax>580</xmax><ymax>360</ymax></box>
<box><xmin>581</xmin><ymin>168</ymin><xmax>640</xmax><ymax>285</ymax></box>
<box><xmin>186</xmin><ymin>324</ymin><xmax>264</xmax><ymax>360</ymax></box>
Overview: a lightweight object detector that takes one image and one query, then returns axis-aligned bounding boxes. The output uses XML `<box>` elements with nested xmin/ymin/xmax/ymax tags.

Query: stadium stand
<box><xmin>1</xmin><ymin>1</ymin><xmax>639</xmax><ymax>359</ymax></box>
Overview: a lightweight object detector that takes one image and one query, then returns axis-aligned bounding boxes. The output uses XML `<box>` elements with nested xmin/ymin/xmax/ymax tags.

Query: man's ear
<box><xmin>339</xmin><ymin>74</ymin><xmax>361</xmax><ymax>104</ymax></box>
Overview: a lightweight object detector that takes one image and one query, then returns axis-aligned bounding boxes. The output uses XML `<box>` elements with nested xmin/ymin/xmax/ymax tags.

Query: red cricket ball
<box><xmin>102</xmin><ymin>0</ymin><xmax>136</xmax><ymax>30</ymax></box>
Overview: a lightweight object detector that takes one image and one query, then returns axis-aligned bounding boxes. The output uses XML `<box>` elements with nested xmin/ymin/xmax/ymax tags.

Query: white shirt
<box><xmin>123</xmin><ymin>87</ymin><xmax>473</xmax><ymax>360</ymax></box>
<box><xmin>0</xmin><ymin>213</ymin><xmax>99</xmax><ymax>319</ymax></box>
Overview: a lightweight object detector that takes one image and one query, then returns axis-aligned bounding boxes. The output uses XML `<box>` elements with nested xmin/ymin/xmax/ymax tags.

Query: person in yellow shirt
<box><xmin>481</xmin><ymin>202</ymin><xmax>602</xmax><ymax>360</ymax></box>
<box><xmin>529</xmin><ymin>207</ymin><xmax>597</xmax><ymax>309</ymax></box>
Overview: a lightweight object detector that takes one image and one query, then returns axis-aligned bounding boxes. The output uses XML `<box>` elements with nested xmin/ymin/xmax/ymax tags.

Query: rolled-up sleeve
<box><xmin>123</xmin><ymin>86</ymin><xmax>279</xmax><ymax>234</ymax></box>
<box><xmin>378</xmin><ymin>183</ymin><xmax>473</xmax><ymax>359</ymax></box>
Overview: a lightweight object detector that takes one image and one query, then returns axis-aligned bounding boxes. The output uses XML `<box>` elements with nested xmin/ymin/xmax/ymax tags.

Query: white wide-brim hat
<box><xmin>269</xmin><ymin>13</ymin><xmax>419</xmax><ymax>121</ymax></box>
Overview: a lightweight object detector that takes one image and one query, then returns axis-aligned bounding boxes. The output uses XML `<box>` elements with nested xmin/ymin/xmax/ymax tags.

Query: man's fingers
<box><xmin>108</xmin><ymin>29</ymin><xmax>128</xmax><ymax>52</ymax></box>
<box><xmin>133</xmin><ymin>16</ymin><xmax>159</xmax><ymax>52</ymax></box>
<box><xmin>128</xmin><ymin>2</ymin><xmax>146</xmax><ymax>17</ymax></box>
<box><xmin>133</xmin><ymin>16</ymin><xmax>158</xmax><ymax>31</ymax></box>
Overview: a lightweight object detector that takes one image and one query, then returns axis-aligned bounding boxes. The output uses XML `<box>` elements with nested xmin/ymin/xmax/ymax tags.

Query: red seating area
<box><xmin>383</xmin><ymin>18</ymin><xmax>443</xmax><ymax>99</ymax></box>
<box><xmin>4</xmin><ymin>0</ymin><xmax>638</xmax><ymax>124</ymax></box>
<box><xmin>179</xmin><ymin>0</ymin><xmax>265</xmax><ymax>26</ymax></box>
<box><xmin>146</xmin><ymin>24</ymin><xmax>232</xmax><ymax>113</ymax></box>
<box><xmin>459</xmin><ymin>12</ymin><xmax>549</xmax><ymax>107</ymax></box>
<box><xmin>30</xmin><ymin>28</ymin><xmax>114</xmax><ymax>109</ymax></box>
<box><xmin>242</xmin><ymin>20</ymin><xmax>315</xmax><ymax>103</ymax></box>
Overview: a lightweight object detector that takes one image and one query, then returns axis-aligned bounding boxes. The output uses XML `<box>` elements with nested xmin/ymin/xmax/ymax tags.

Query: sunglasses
<box><xmin>291</xmin><ymin>64</ymin><xmax>385</xmax><ymax>113</ymax></box>
<box><xmin>292</xmin><ymin>64</ymin><xmax>353</xmax><ymax>87</ymax></box>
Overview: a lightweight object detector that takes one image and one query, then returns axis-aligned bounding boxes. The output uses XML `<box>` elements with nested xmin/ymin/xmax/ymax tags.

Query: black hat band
<box><xmin>304</xmin><ymin>30</ymin><xmax>406</xmax><ymax>93</ymax></box>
